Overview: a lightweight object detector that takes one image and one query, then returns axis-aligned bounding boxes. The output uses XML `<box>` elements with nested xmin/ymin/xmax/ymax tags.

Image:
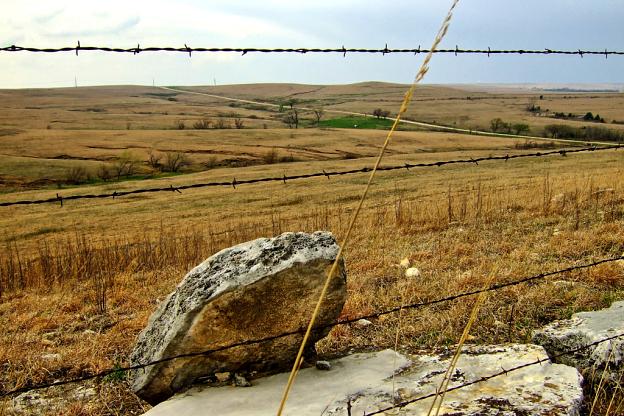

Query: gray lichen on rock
<box><xmin>129</xmin><ymin>231</ymin><xmax>346</xmax><ymax>404</ymax></box>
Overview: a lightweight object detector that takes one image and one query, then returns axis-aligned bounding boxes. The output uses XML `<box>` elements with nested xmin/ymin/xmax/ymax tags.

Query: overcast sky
<box><xmin>1</xmin><ymin>0</ymin><xmax>623</xmax><ymax>89</ymax></box>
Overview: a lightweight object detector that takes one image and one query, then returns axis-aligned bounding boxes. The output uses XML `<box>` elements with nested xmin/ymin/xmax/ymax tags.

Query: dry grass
<box><xmin>0</xmin><ymin>84</ymin><xmax>623</xmax><ymax>414</ymax></box>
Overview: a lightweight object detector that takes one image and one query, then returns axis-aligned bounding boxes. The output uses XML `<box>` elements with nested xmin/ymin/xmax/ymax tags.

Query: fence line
<box><xmin>364</xmin><ymin>331</ymin><xmax>624</xmax><ymax>415</ymax></box>
<box><xmin>2</xmin><ymin>254</ymin><xmax>621</xmax><ymax>398</ymax></box>
<box><xmin>2</xmin><ymin>44</ymin><xmax>624</xmax><ymax>57</ymax></box>
<box><xmin>1</xmin><ymin>144</ymin><xmax>620</xmax><ymax>208</ymax></box>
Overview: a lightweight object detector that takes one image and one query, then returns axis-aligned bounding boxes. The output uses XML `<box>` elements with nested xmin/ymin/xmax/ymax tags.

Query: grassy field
<box><xmin>318</xmin><ymin>116</ymin><xmax>395</xmax><ymax>129</ymax></box>
<box><xmin>0</xmin><ymin>83</ymin><xmax>623</xmax><ymax>415</ymax></box>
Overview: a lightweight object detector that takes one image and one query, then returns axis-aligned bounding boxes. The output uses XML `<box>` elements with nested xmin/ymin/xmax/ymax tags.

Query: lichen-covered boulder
<box><xmin>533</xmin><ymin>301</ymin><xmax>624</xmax><ymax>378</ymax></box>
<box><xmin>129</xmin><ymin>231</ymin><xmax>346</xmax><ymax>404</ymax></box>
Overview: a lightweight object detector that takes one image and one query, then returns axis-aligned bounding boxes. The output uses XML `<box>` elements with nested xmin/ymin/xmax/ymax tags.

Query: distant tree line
<box><xmin>542</xmin><ymin>124</ymin><xmax>624</xmax><ymax>142</ymax></box>
<box><xmin>489</xmin><ymin>118</ymin><xmax>531</xmax><ymax>135</ymax></box>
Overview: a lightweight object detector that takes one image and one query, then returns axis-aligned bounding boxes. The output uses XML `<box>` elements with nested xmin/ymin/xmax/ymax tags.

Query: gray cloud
<box><xmin>1</xmin><ymin>1</ymin><xmax>623</xmax><ymax>88</ymax></box>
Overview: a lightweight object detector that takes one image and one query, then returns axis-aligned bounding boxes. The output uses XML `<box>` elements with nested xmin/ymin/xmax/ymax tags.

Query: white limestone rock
<box><xmin>533</xmin><ymin>300</ymin><xmax>624</xmax><ymax>378</ymax></box>
<box><xmin>129</xmin><ymin>231</ymin><xmax>347</xmax><ymax>404</ymax></box>
<box><xmin>143</xmin><ymin>345</ymin><xmax>582</xmax><ymax>416</ymax></box>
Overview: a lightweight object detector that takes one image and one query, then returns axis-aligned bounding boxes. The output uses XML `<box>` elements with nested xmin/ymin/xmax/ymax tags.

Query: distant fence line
<box><xmin>1</xmin><ymin>144</ymin><xmax>620</xmax><ymax>208</ymax></box>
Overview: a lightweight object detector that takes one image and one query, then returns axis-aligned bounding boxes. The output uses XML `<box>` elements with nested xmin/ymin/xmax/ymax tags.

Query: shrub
<box><xmin>511</xmin><ymin>123</ymin><xmax>530</xmax><ymax>135</ymax></box>
<box><xmin>112</xmin><ymin>152</ymin><xmax>140</xmax><ymax>180</ymax></box>
<box><xmin>204</xmin><ymin>156</ymin><xmax>218</xmax><ymax>169</ymax></box>
<box><xmin>65</xmin><ymin>166</ymin><xmax>89</xmax><ymax>184</ymax></box>
<box><xmin>97</xmin><ymin>164</ymin><xmax>113</xmax><ymax>181</ymax></box>
<box><xmin>161</xmin><ymin>152</ymin><xmax>190</xmax><ymax>172</ymax></box>
<box><xmin>214</xmin><ymin>118</ymin><xmax>230</xmax><ymax>129</ymax></box>
<box><xmin>373</xmin><ymin>108</ymin><xmax>390</xmax><ymax>119</ymax></box>
<box><xmin>146</xmin><ymin>150</ymin><xmax>162</xmax><ymax>170</ymax></box>
<box><xmin>193</xmin><ymin>119</ymin><xmax>211</xmax><ymax>129</ymax></box>
<box><xmin>263</xmin><ymin>148</ymin><xmax>278</xmax><ymax>164</ymax></box>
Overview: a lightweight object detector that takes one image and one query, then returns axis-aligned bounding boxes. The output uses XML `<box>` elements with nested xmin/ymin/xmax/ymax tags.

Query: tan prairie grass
<box><xmin>1</xmin><ymin>159</ymin><xmax>624</xmax><ymax>414</ymax></box>
<box><xmin>1</xmin><ymin>83</ymin><xmax>624</xmax><ymax>414</ymax></box>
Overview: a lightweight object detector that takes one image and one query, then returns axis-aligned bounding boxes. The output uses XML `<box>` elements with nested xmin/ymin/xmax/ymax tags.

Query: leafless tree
<box><xmin>283</xmin><ymin>108</ymin><xmax>299</xmax><ymax>129</ymax></box>
<box><xmin>313</xmin><ymin>108</ymin><xmax>325</xmax><ymax>125</ymax></box>
<box><xmin>214</xmin><ymin>117</ymin><xmax>230</xmax><ymax>129</ymax></box>
<box><xmin>146</xmin><ymin>150</ymin><xmax>162</xmax><ymax>169</ymax></box>
<box><xmin>193</xmin><ymin>119</ymin><xmax>211</xmax><ymax>129</ymax></box>
<box><xmin>162</xmin><ymin>152</ymin><xmax>190</xmax><ymax>172</ymax></box>
<box><xmin>112</xmin><ymin>152</ymin><xmax>139</xmax><ymax>180</ymax></box>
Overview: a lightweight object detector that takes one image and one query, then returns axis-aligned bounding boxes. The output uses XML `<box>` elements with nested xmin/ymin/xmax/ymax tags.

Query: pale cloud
<box><xmin>1</xmin><ymin>1</ymin><xmax>623</xmax><ymax>88</ymax></box>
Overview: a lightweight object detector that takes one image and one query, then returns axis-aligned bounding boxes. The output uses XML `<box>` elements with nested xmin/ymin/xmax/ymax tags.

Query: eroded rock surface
<box><xmin>144</xmin><ymin>345</ymin><xmax>582</xmax><ymax>416</ymax></box>
<box><xmin>533</xmin><ymin>300</ymin><xmax>624</xmax><ymax>377</ymax></box>
<box><xmin>129</xmin><ymin>231</ymin><xmax>346</xmax><ymax>404</ymax></box>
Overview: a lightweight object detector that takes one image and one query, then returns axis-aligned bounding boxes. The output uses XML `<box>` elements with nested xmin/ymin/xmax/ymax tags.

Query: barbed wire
<box><xmin>1</xmin><ymin>144</ymin><xmax>621</xmax><ymax>208</ymax></box>
<box><xmin>364</xmin><ymin>331</ymin><xmax>624</xmax><ymax>415</ymax></box>
<box><xmin>2</xmin><ymin>254</ymin><xmax>621</xmax><ymax>398</ymax></box>
<box><xmin>2</xmin><ymin>44</ymin><xmax>624</xmax><ymax>58</ymax></box>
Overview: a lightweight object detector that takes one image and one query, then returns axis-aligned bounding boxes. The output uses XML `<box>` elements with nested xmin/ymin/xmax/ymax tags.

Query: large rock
<box><xmin>129</xmin><ymin>231</ymin><xmax>347</xmax><ymax>404</ymax></box>
<box><xmin>143</xmin><ymin>345</ymin><xmax>583</xmax><ymax>416</ymax></box>
<box><xmin>533</xmin><ymin>301</ymin><xmax>624</xmax><ymax>378</ymax></box>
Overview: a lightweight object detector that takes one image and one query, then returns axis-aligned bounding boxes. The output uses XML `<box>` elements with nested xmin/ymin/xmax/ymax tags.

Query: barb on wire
<box><xmin>1</xmin><ymin>254</ymin><xmax>621</xmax><ymax>398</ymax></box>
<box><xmin>364</xmin><ymin>332</ymin><xmax>624</xmax><ymax>415</ymax></box>
<box><xmin>1</xmin><ymin>144</ymin><xmax>621</xmax><ymax>208</ymax></box>
<box><xmin>2</xmin><ymin>44</ymin><xmax>624</xmax><ymax>56</ymax></box>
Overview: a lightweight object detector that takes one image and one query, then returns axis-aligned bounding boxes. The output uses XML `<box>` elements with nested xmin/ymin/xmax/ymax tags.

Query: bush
<box><xmin>372</xmin><ymin>108</ymin><xmax>390</xmax><ymax>119</ymax></box>
<box><xmin>65</xmin><ymin>166</ymin><xmax>89</xmax><ymax>184</ymax></box>
<box><xmin>161</xmin><ymin>152</ymin><xmax>190</xmax><ymax>172</ymax></box>
<box><xmin>97</xmin><ymin>164</ymin><xmax>113</xmax><ymax>181</ymax></box>
<box><xmin>146</xmin><ymin>150</ymin><xmax>162</xmax><ymax>170</ymax></box>
<box><xmin>511</xmin><ymin>123</ymin><xmax>530</xmax><ymax>135</ymax></box>
<box><xmin>263</xmin><ymin>148</ymin><xmax>278</xmax><ymax>164</ymax></box>
<box><xmin>214</xmin><ymin>118</ymin><xmax>230</xmax><ymax>129</ymax></box>
<box><xmin>490</xmin><ymin>118</ymin><xmax>510</xmax><ymax>133</ymax></box>
<box><xmin>204</xmin><ymin>156</ymin><xmax>218</xmax><ymax>169</ymax></box>
<box><xmin>193</xmin><ymin>119</ymin><xmax>211</xmax><ymax>129</ymax></box>
<box><xmin>113</xmin><ymin>152</ymin><xmax>140</xmax><ymax>180</ymax></box>
<box><xmin>175</xmin><ymin>120</ymin><xmax>185</xmax><ymax>130</ymax></box>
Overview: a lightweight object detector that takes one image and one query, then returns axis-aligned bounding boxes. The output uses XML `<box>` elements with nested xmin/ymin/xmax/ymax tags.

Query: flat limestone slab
<box><xmin>144</xmin><ymin>349</ymin><xmax>409</xmax><ymax>416</ymax></box>
<box><xmin>144</xmin><ymin>345</ymin><xmax>582</xmax><ymax>416</ymax></box>
<box><xmin>533</xmin><ymin>300</ymin><xmax>624</xmax><ymax>377</ymax></box>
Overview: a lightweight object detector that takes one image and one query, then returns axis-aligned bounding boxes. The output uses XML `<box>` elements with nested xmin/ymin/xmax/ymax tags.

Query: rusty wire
<box><xmin>1</xmin><ymin>43</ymin><xmax>624</xmax><ymax>58</ymax></box>
<box><xmin>1</xmin><ymin>144</ymin><xmax>621</xmax><ymax>208</ymax></box>
<box><xmin>1</xmin><ymin>254</ymin><xmax>622</xmax><ymax>398</ymax></box>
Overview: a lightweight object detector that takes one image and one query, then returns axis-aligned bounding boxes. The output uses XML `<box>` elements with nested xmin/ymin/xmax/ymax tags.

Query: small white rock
<box><xmin>40</xmin><ymin>353</ymin><xmax>61</xmax><ymax>361</ymax></box>
<box><xmin>355</xmin><ymin>319</ymin><xmax>372</xmax><ymax>328</ymax></box>
<box><xmin>405</xmin><ymin>267</ymin><xmax>421</xmax><ymax>278</ymax></box>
